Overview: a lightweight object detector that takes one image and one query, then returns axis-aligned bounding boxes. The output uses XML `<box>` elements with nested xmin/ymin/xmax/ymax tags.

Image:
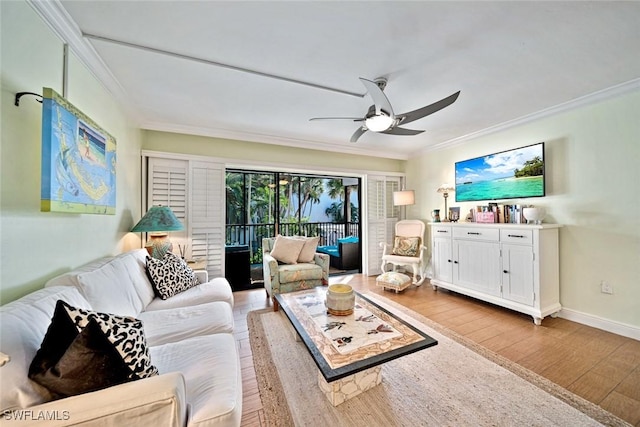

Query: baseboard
<box><xmin>558</xmin><ymin>308</ymin><xmax>640</xmax><ymax>341</ymax></box>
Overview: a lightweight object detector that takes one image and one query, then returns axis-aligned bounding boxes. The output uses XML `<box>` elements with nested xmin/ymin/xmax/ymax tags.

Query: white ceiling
<box><xmin>39</xmin><ymin>1</ymin><xmax>640</xmax><ymax>160</ymax></box>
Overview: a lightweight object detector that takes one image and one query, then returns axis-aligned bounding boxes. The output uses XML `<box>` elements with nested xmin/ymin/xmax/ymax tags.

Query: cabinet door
<box><xmin>454</xmin><ymin>240</ymin><xmax>501</xmax><ymax>296</ymax></box>
<box><xmin>433</xmin><ymin>238</ymin><xmax>453</xmax><ymax>283</ymax></box>
<box><xmin>501</xmin><ymin>244</ymin><xmax>535</xmax><ymax>306</ymax></box>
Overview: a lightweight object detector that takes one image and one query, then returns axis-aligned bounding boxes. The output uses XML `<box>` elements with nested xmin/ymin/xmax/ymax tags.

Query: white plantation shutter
<box><xmin>365</xmin><ymin>175</ymin><xmax>400</xmax><ymax>275</ymax></box>
<box><xmin>190</xmin><ymin>161</ymin><xmax>225</xmax><ymax>278</ymax></box>
<box><xmin>147</xmin><ymin>158</ymin><xmax>189</xmax><ymax>244</ymax></box>
<box><xmin>146</xmin><ymin>156</ymin><xmax>225</xmax><ymax>277</ymax></box>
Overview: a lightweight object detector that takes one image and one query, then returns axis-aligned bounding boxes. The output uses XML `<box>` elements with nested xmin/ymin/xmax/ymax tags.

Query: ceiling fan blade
<box><xmin>381</xmin><ymin>127</ymin><xmax>424</xmax><ymax>136</ymax></box>
<box><xmin>350</xmin><ymin>127</ymin><xmax>367</xmax><ymax>143</ymax></box>
<box><xmin>359</xmin><ymin>78</ymin><xmax>395</xmax><ymax>118</ymax></box>
<box><xmin>398</xmin><ymin>91</ymin><xmax>460</xmax><ymax>125</ymax></box>
<box><xmin>309</xmin><ymin>117</ymin><xmax>364</xmax><ymax>122</ymax></box>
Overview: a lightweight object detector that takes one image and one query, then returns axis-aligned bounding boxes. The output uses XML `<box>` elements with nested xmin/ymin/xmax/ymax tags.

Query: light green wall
<box><xmin>0</xmin><ymin>2</ymin><xmax>143</xmax><ymax>304</ymax></box>
<box><xmin>407</xmin><ymin>90</ymin><xmax>640</xmax><ymax>328</ymax></box>
<box><xmin>142</xmin><ymin>130</ymin><xmax>405</xmax><ymax>173</ymax></box>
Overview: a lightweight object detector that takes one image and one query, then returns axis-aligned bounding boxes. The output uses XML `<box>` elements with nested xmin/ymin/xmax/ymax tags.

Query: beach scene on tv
<box><xmin>455</xmin><ymin>144</ymin><xmax>544</xmax><ymax>202</ymax></box>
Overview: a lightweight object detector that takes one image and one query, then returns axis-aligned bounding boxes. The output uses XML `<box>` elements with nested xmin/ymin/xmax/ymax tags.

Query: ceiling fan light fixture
<box><xmin>365</xmin><ymin>114</ymin><xmax>394</xmax><ymax>132</ymax></box>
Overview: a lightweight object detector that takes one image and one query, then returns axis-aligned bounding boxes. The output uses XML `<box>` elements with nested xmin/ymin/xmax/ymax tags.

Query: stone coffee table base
<box><xmin>317</xmin><ymin>367</ymin><xmax>382</xmax><ymax>406</ymax></box>
<box><xmin>286</xmin><ymin>312</ymin><xmax>384</xmax><ymax>406</ymax></box>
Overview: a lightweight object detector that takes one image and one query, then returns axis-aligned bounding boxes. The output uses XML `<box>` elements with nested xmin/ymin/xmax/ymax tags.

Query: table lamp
<box><xmin>436</xmin><ymin>185</ymin><xmax>455</xmax><ymax>222</ymax></box>
<box><xmin>131</xmin><ymin>205</ymin><xmax>184</xmax><ymax>259</ymax></box>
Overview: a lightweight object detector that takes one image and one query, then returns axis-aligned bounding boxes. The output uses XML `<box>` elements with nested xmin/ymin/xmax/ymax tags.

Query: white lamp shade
<box><xmin>393</xmin><ymin>190</ymin><xmax>415</xmax><ymax>206</ymax></box>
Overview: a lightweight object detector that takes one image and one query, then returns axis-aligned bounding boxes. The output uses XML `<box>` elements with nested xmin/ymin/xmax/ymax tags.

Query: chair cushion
<box><xmin>316</xmin><ymin>245</ymin><xmax>338</xmax><ymax>257</ymax></box>
<box><xmin>278</xmin><ymin>263</ymin><xmax>323</xmax><ymax>283</ymax></box>
<box><xmin>270</xmin><ymin>235</ymin><xmax>305</xmax><ymax>264</ymax></box>
<box><xmin>391</xmin><ymin>236</ymin><xmax>421</xmax><ymax>257</ymax></box>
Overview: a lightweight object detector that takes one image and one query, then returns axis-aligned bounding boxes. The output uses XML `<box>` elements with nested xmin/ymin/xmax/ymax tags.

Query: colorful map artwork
<box><xmin>41</xmin><ymin>88</ymin><xmax>116</xmax><ymax>214</ymax></box>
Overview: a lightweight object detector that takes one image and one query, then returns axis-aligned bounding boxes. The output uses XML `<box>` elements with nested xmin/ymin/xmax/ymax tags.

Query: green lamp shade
<box><xmin>131</xmin><ymin>205</ymin><xmax>184</xmax><ymax>233</ymax></box>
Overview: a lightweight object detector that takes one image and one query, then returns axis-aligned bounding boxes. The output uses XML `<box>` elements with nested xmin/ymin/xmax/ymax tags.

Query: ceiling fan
<box><xmin>310</xmin><ymin>77</ymin><xmax>460</xmax><ymax>143</ymax></box>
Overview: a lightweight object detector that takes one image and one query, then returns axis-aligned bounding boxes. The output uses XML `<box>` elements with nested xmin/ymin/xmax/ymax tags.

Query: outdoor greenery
<box><xmin>225</xmin><ymin>172</ymin><xmax>358</xmax><ymax>228</ymax></box>
<box><xmin>514</xmin><ymin>156</ymin><xmax>544</xmax><ymax>178</ymax></box>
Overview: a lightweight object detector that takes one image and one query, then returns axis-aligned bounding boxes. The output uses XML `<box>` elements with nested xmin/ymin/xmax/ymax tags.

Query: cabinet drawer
<box><xmin>432</xmin><ymin>226</ymin><xmax>452</xmax><ymax>237</ymax></box>
<box><xmin>500</xmin><ymin>229</ymin><xmax>533</xmax><ymax>244</ymax></box>
<box><xmin>453</xmin><ymin>227</ymin><xmax>499</xmax><ymax>241</ymax></box>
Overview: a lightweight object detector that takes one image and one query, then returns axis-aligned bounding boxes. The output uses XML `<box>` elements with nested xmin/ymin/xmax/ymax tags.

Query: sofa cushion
<box><xmin>145</xmin><ymin>277</ymin><xmax>234</xmax><ymax>311</ymax></box>
<box><xmin>139</xmin><ymin>301</ymin><xmax>234</xmax><ymax>347</ymax></box>
<box><xmin>45</xmin><ymin>250</ymin><xmax>156</xmax><ymax>311</ymax></box>
<box><xmin>270</xmin><ymin>235</ymin><xmax>305</xmax><ymax>264</ymax></box>
<box><xmin>278</xmin><ymin>263</ymin><xmax>323</xmax><ymax>283</ymax></box>
<box><xmin>29</xmin><ymin>315</ymin><xmax>132</xmax><ymax>398</ymax></box>
<box><xmin>146</xmin><ymin>252</ymin><xmax>199</xmax><ymax>300</ymax></box>
<box><xmin>75</xmin><ymin>255</ymin><xmax>147</xmax><ymax>317</ymax></box>
<box><xmin>391</xmin><ymin>236</ymin><xmax>421</xmax><ymax>257</ymax></box>
<box><xmin>295</xmin><ymin>236</ymin><xmax>320</xmax><ymax>263</ymax></box>
<box><xmin>0</xmin><ymin>286</ymin><xmax>92</xmax><ymax>412</ymax></box>
<box><xmin>150</xmin><ymin>334</ymin><xmax>242</xmax><ymax>427</ymax></box>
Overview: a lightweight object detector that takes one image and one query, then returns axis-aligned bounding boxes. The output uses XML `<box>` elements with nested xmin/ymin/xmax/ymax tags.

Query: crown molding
<box><xmin>27</xmin><ymin>0</ymin><xmax>140</xmax><ymax>123</ymax></box>
<box><xmin>418</xmin><ymin>78</ymin><xmax>640</xmax><ymax>154</ymax></box>
<box><xmin>141</xmin><ymin>121</ymin><xmax>410</xmax><ymax>161</ymax></box>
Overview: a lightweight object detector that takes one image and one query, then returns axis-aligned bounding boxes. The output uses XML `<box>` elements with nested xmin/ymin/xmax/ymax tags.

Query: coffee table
<box><xmin>275</xmin><ymin>287</ymin><xmax>437</xmax><ymax>406</ymax></box>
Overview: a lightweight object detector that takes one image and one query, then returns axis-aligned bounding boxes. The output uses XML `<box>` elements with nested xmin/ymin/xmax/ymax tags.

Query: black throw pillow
<box><xmin>29</xmin><ymin>319</ymin><xmax>132</xmax><ymax>398</ymax></box>
<box><xmin>29</xmin><ymin>300</ymin><xmax>158</xmax><ymax>398</ymax></box>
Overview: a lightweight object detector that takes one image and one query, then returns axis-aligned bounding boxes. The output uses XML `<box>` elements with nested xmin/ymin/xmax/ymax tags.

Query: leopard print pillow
<box><xmin>60</xmin><ymin>300</ymin><xmax>158</xmax><ymax>379</ymax></box>
<box><xmin>146</xmin><ymin>252</ymin><xmax>200</xmax><ymax>300</ymax></box>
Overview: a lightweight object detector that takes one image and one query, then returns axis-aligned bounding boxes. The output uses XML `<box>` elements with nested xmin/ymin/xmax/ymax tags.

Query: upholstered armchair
<box><xmin>380</xmin><ymin>220</ymin><xmax>427</xmax><ymax>285</ymax></box>
<box><xmin>262</xmin><ymin>236</ymin><xmax>330</xmax><ymax>311</ymax></box>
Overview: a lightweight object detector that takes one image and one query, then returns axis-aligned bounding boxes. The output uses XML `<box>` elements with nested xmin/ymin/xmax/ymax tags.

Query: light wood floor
<box><xmin>233</xmin><ymin>274</ymin><xmax>640</xmax><ymax>426</ymax></box>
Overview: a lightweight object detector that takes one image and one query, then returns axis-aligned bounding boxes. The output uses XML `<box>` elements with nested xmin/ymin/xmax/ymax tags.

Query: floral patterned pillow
<box><xmin>391</xmin><ymin>236</ymin><xmax>421</xmax><ymax>257</ymax></box>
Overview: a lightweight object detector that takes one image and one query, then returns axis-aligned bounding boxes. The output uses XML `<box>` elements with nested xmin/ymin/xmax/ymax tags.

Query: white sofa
<box><xmin>0</xmin><ymin>249</ymin><xmax>242</xmax><ymax>427</ymax></box>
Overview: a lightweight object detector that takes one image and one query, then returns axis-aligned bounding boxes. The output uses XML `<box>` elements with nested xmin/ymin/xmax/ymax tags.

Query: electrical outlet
<box><xmin>601</xmin><ymin>281</ymin><xmax>613</xmax><ymax>295</ymax></box>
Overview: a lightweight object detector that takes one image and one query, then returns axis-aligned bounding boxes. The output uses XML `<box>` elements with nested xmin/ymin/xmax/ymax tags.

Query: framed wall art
<box><xmin>41</xmin><ymin>88</ymin><xmax>116</xmax><ymax>214</ymax></box>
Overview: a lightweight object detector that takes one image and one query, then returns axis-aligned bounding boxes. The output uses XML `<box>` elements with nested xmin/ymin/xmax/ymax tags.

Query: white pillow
<box><xmin>270</xmin><ymin>235</ymin><xmax>305</xmax><ymax>264</ymax></box>
<box><xmin>76</xmin><ymin>257</ymin><xmax>145</xmax><ymax>317</ymax></box>
<box><xmin>295</xmin><ymin>236</ymin><xmax>320</xmax><ymax>263</ymax></box>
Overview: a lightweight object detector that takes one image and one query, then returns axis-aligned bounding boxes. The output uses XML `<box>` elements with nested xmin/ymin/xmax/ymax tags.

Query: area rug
<box><xmin>248</xmin><ymin>292</ymin><xmax>630</xmax><ymax>427</ymax></box>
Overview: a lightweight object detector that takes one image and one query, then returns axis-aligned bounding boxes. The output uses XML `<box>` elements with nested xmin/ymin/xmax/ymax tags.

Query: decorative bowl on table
<box><xmin>523</xmin><ymin>207</ymin><xmax>546</xmax><ymax>225</ymax></box>
<box><xmin>325</xmin><ymin>284</ymin><xmax>355</xmax><ymax>316</ymax></box>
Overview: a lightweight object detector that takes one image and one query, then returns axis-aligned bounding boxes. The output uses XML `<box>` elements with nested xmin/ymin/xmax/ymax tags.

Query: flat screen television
<box><xmin>455</xmin><ymin>142</ymin><xmax>545</xmax><ymax>202</ymax></box>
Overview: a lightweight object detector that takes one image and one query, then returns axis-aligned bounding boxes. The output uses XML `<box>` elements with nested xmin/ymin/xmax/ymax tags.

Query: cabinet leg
<box><xmin>533</xmin><ymin>316</ymin><xmax>542</xmax><ymax>326</ymax></box>
<box><xmin>432</xmin><ymin>284</ymin><xmax>438</xmax><ymax>291</ymax></box>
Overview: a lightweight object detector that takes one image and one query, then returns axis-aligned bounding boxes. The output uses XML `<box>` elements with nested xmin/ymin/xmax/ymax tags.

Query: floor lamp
<box><xmin>393</xmin><ymin>189</ymin><xmax>415</xmax><ymax>219</ymax></box>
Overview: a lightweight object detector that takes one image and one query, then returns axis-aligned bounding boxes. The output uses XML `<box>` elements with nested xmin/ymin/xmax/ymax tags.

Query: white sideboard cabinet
<box><xmin>429</xmin><ymin>222</ymin><xmax>562</xmax><ymax>325</ymax></box>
